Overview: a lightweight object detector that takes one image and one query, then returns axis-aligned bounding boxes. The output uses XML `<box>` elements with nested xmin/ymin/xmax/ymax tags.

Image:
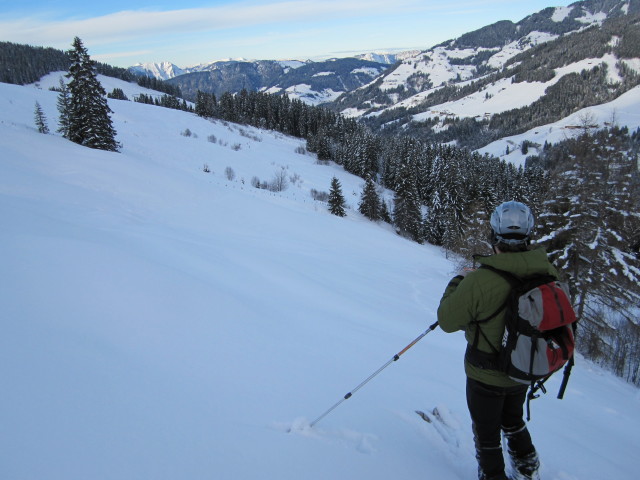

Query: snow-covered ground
<box><xmin>478</xmin><ymin>83</ymin><xmax>640</xmax><ymax>167</ymax></box>
<box><xmin>264</xmin><ymin>83</ymin><xmax>343</xmax><ymax>106</ymax></box>
<box><xmin>411</xmin><ymin>54</ymin><xmax>632</xmax><ymax>125</ymax></box>
<box><xmin>1</xmin><ymin>75</ymin><xmax>639</xmax><ymax>480</ymax></box>
<box><xmin>369</xmin><ymin>49</ymin><xmax>640</xmax><ymax>167</ymax></box>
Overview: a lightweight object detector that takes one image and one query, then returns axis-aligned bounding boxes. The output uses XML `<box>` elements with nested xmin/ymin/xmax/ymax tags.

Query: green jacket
<box><xmin>437</xmin><ymin>248</ymin><xmax>559</xmax><ymax>387</ymax></box>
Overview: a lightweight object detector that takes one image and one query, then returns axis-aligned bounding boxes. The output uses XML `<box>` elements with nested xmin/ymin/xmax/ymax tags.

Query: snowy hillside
<box><xmin>1</xmin><ymin>76</ymin><xmax>639</xmax><ymax>480</ymax></box>
<box><xmin>477</xmin><ymin>83</ymin><xmax>640</xmax><ymax>166</ymax></box>
<box><xmin>336</xmin><ymin>0</ymin><xmax>640</xmax><ymax>154</ymax></box>
<box><xmin>394</xmin><ymin>54</ymin><xmax>639</xmax><ymax>123</ymax></box>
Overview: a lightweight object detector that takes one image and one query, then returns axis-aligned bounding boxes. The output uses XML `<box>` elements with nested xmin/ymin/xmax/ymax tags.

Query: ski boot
<box><xmin>509</xmin><ymin>451</ymin><xmax>540</xmax><ymax>480</ymax></box>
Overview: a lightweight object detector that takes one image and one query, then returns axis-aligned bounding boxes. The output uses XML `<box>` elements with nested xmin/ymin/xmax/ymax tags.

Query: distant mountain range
<box><xmin>129</xmin><ymin>57</ymin><xmax>393</xmax><ymax>106</ymax></box>
<box><xmin>128</xmin><ymin>52</ymin><xmax>416</xmax><ymax>82</ymax></box>
<box><xmin>127</xmin><ymin>51</ymin><xmax>424</xmax><ymax>106</ymax></box>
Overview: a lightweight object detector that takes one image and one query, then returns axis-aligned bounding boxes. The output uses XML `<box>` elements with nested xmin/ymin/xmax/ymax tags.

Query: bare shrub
<box><xmin>225</xmin><ymin>167</ymin><xmax>236</xmax><ymax>181</ymax></box>
<box><xmin>269</xmin><ymin>168</ymin><xmax>289</xmax><ymax>192</ymax></box>
<box><xmin>239</xmin><ymin>128</ymin><xmax>262</xmax><ymax>142</ymax></box>
<box><xmin>289</xmin><ymin>173</ymin><xmax>301</xmax><ymax>186</ymax></box>
<box><xmin>310</xmin><ymin>189</ymin><xmax>329</xmax><ymax>202</ymax></box>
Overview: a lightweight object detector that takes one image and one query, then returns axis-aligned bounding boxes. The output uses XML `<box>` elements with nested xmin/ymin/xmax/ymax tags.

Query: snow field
<box><xmin>1</xmin><ymin>75</ymin><xmax>639</xmax><ymax>479</ymax></box>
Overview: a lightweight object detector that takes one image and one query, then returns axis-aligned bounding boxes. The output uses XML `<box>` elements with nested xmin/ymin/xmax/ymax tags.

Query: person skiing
<box><xmin>437</xmin><ymin>201</ymin><xmax>556</xmax><ymax>480</ymax></box>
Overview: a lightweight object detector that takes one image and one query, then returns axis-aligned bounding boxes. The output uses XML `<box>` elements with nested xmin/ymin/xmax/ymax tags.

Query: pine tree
<box><xmin>34</xmin><ymin>101</ymin><xmax>49</xmax><ymax>134</ymax></box>
<box><xmin>56</xmin><ymin>77</ymin><xmax>71</xmax><ymax>138</ymax></box>
<box><xmin>195</xmin><ymin>90</ymin><xmax>217</xmax><ymax>118</ymax></box>
<box><xmin>424</xmin><ymin>188</ymin><xmax>446</xmax><ymax>245</ymax></box>
<box><xmin>218</xmin><ymin>92</ymin><xmax>237</xmax><ymax>123</ymax></box>
<box><xmin>107</xmin><ymin>88</ymin><xmax>128</xmax><ymax>100</ymax></box>
<box><xmin>393</xmin><ymin>161</ymin><xmax>423</xmax><ymax>243</ymax></box>
<box><xmin>65</xmin><ymin>37</ymin><xmax>119</xmax><ymax>151</ymax></box>
<box><xmin>328</xmin><ymin>177</ymin><xmax>347</xmax><ymax>217</ymax></box>
<box><xmin>358</xmin><ymin>176</ymin><xmax>381</xmax><ymax>221</ymax></box>
<box><xmin>380</xmin><ymin>200</ymin><xmax>392</xmax><ymax>224</ymax></box>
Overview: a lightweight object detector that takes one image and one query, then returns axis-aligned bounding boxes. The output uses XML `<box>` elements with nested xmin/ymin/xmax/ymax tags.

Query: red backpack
<box><xmin>467</xmin><ymin>266</ymin><xmax>578</xmax><ymax>418</ymax></box>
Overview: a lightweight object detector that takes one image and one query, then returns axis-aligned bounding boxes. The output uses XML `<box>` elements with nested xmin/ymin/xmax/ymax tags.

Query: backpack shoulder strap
<box><xmin>473</xmin><ymin>265</ymin><xmax>520</xmax><ymax>324</ymax></box>
<box><xmin>469</xmin><ymin>265</ymin><xmax>519</xmax><ymax>356</ymax></box>
<box><xmin>478</xmin><ymin>264</ymin><xmax>520</xmax><ymax>285</ymax></box>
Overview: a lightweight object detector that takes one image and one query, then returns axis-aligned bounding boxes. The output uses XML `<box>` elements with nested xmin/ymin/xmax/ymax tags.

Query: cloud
<box><xmin>0</xmin><ymin>0</ymin><xmax>419</xmax><ymax>48</ymax></box>
<box><xmin>92</xmin><ymin>50</ymin><xmax>153</xmax><ymax>61</ymax></box>
<box><xmin>0</xmin><ymin>0</ymin><xmax>524</xmax><ymax>65</ymax></box>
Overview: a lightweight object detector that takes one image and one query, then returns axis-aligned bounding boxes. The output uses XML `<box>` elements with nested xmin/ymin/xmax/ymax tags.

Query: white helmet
<box><xmin>490</xmin><ymin>201</ymin><xmax>534</xmax><ymax>246</ymax></box>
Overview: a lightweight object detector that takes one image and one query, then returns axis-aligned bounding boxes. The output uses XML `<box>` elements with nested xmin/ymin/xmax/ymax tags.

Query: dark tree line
<box><xmin>0</xmin><ymin>42</ymin><xmax>70</xmax><ymax>85</ymax></box>
<box><xmin>195</xmin><ymin>88</ymin><xmax>342</xmax><ymax>141</ymax></box>
<box><xmin>134</xmin><ymin>93</ymin><xmax>192</xmax><ymax>112</ymax></box>
<box><xmin>136</xmin><ymin>75</ymin><xmax>182</xmax><ymax>97</ymax></box>
<box><xmin>0</xmin><ymin>41</ymin><xmax>181</xmax><ymax>97</ymax></box>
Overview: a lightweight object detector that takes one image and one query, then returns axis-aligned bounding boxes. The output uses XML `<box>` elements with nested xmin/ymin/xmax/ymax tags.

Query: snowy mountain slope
<box><xmin>478</xmin><ymin>82</ymin><xmax>640</xmax><ymax>166</ymax></box>
<box><xmin>1</xmin><ymin>76</ymin><xmax>639</xmax><ymax>480</ymax></box>
<box><xmin>130</xmin><ymin>59</ymin><xmax>307</xmax><ymax>81</ymax></box>
<box><xmin>389</xmin><ymin>55</ymin><xmax>640</xmax><ymax>166</ymax></box>
<box><xmin>334</xmin><ymin>0</ymin><xmax>640</xmax><ymax>151</ymax></box>
<box><xmin>128</xmin><ymin>57</ymin><xmax>388</xmax><ymax>106</ymax></box>
<box><xmin>129</xmin><ymin>54</ymin><xmax>398</xmax><ymax>83</ymax></box>
<box><xmin>383</xmin><ymin>48</ymin><xmax>636</xmax><ymax>121</ymax></box>
<box><xmin>262</xmin><ymin>58</ymin><xmax>389</xmax><ymax>106</ymax></box>
<box><xmin>129</xmin><ymin>61</ymin><xmax>186</xmax><ymax>81</ymax></box>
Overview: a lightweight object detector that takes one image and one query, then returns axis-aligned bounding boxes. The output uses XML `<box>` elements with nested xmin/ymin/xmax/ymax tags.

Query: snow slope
<box><xmin>408</xmin><ymin>55</ymin><xmax>635</xmax><ymax>123</ymax></box>
<box><xmin>1</xmin><ymin>76</ymin><xmax>639</xmax><ymax>480</ymax></box>
<box><xmin>478</xmin><ymin>83</ymin><xmax>640</xmax><ymax>166</ymax></box>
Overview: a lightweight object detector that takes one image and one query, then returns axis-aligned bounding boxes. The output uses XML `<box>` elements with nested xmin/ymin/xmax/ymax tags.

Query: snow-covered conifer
<box><xmin>65</xmin><ymin>37</ymin><xmax>119</xmax><ymax>151</ymax></box>
<box><xmin>358</xmin><ymin>176</ymin><xmax>382</xmax><ymax>221</ymax></box>
<box><xmin>34</xmin><ymin>101</ymin><xmax>49</xmax><ymax>134</ymax></box>
<box><xmin>328</xmin><ymin>177</ymin><xmax>347</xmax><ymax>217</ymax></box>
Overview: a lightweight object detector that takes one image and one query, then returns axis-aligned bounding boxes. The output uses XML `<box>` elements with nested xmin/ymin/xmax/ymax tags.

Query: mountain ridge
<box><xmin>332</xmin><ymin>0</ymin><xmax>640</xmax><ymax>151</ymax></box>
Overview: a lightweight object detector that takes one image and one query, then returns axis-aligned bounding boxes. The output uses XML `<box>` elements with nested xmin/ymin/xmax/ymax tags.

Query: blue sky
<box><xmin>1</xmin><ymin>0</ymin><xmax>576</xmax><ymax>67</ymax></box>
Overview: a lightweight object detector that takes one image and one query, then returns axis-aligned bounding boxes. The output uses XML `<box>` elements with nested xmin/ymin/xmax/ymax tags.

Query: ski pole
<box><xmin>309</xmin><ymin>321</ymin><xmax>439</xmax><ymax>428</ymax></box>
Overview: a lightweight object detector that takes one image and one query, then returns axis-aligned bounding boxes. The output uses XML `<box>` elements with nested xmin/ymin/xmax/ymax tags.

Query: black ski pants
<box><xmin>466</xmin><ymin>378</ymin><xmax>536</xmax><ymax>479</ymax></box>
